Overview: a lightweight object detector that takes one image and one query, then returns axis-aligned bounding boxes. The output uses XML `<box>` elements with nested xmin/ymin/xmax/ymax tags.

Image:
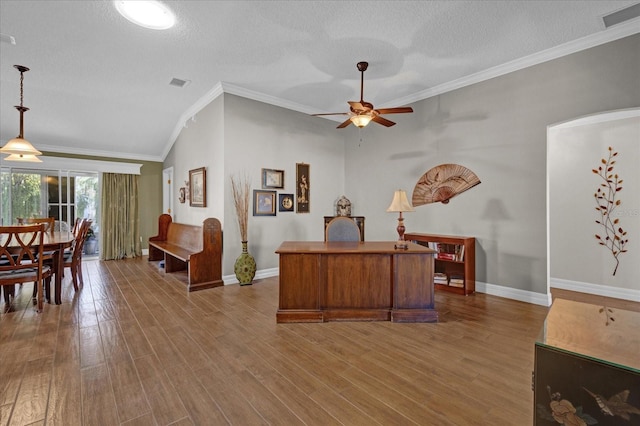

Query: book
<box><xmin>449</xmin><ymin>275</ymin><xmax>464</xmax><ymax>287</ymax></box>
<box><xmin>437</xmin><ymin>252</ymin><xmax>456</xmax><ymax>261</ymax></box>
<box><xmin>434</xmin><ymin>272</ymin><xmax>448</xmax><ymax>285</ymax></box>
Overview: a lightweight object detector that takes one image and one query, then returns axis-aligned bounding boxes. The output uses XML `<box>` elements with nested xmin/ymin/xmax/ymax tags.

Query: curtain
<box><xmin>101</xmin><ymin>173</ymin><xmax>141</xmax><ymax>260</ymax></box>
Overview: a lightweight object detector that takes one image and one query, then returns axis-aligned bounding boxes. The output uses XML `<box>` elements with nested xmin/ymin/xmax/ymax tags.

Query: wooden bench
<box><xmin>148</xmin><ymin>214</ymin><xmax>223</xmax><ymax>291</ymax></box>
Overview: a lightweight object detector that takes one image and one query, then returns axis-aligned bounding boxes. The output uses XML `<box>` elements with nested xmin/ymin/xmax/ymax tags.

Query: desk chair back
<box><xmin>0</xmin><ymin>224</ymin><xmax>50</xmax><ymax>312</ymax></box>
<box><xmin>326</xmin><ymin>217</ymin><xmax>361</xmax><ymax>242</ymax></box>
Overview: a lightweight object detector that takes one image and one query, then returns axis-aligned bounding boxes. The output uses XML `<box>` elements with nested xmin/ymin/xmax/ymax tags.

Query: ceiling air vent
<box><xmin>602</xmin><ymin>2</ymin><xmax>640</xmax><ymax>28</ymax></box>
<box><xmin>0</xmin><ymin>33</ymin><xmax>16</xmax><ymax>45</ymax></box>
<box><xmin>169</xmin><ymin>78</ymin><xmax>191</xmax><ymax>88</ymax></box>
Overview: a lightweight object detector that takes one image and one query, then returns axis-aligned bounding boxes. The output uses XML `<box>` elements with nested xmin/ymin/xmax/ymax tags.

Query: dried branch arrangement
<box><xmin>593</xmin><ymin>146</ymin><xmax>628</xmax><ymax>276</ymax></box>
<box><xmin>231</xmin><ymin>174</ymin><xmax>251</xmax><ymax>242</ymax></box>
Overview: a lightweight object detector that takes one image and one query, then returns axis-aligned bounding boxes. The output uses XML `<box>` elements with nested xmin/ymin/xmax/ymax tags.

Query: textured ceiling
<box><xmin>1</xmin><ymin>1</ymin><xmax>638</xmax><ymax>161</ymax></box>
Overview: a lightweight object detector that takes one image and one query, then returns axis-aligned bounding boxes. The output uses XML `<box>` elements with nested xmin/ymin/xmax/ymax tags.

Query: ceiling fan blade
<box><xmin>337</xmin><ymin>118</ymin><xmax>353</xmax><ymax>128</ymax></box>
<box><xmin>371</xmin><ymin>115</ymin><xmax>396</xmax><ymax>127</ymax></box>
<box><xmin>311</xmin><ymin>112</ymin><xmax>349</xmax><ymax>116</ymax></box>
<box><xmin>375</xmin><ymin>107</ymin><xmax>413</xmax><ymax>115</ymax></box>
<box><xmin>348</xmin><ymin>101</ymin><xmax>367</xmax><ymax>111</ymax></box>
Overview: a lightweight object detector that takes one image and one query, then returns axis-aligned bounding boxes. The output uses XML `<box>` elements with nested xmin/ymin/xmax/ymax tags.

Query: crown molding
<box><xmin>162</xmin><ymin>19</ymin><xmax>640</xmax><ymax>161</ymax></box>
<box><xmin>36</xmin><ymin>143</ymin><xmax>163</xmax><ymax>163</ymax></box>
<box><xmin>387</xmin><ymin>18</ymin><xmax>640</xmax><ymax>108</ymax></box>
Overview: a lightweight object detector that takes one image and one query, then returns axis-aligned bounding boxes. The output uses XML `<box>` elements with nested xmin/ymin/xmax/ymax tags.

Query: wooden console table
<box><xmin>275</xmin><ymin>241</ymin><xmax>437</xmax><ymax>323</ymax></box>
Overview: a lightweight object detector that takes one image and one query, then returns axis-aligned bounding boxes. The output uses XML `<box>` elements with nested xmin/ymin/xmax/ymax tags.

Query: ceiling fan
<box><xmin>312</xmin><ymin>61</ymin><xmax>413</xmax><ymax>129</ymax></box>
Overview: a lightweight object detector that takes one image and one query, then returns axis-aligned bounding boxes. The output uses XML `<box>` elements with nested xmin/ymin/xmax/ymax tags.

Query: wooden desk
<box><xmin>275</xmin><ymin>241</ymin><xmax>437</xmax><ymax>323</ymax></box>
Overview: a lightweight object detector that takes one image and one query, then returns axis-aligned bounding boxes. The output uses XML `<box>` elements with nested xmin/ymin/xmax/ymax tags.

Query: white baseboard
<box><xmin>476</xmin><ymin>281</ymin><xmax>552</xmax><ymax>306</ymax></box>
<box><xmin>551</xmin><ymin>277</ymin><xmax>640</xmax><ymax>302</ymax></box>
<box><xmin>223</xmin><ymin>267</ymin><xmax>279</xmax><ymax>285</ymax></box>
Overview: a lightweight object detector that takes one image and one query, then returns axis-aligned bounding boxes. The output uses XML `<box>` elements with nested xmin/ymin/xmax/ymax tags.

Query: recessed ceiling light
<box><xmin>114</xmin><ymin>1</ymin><xmax>175</xmax><ymax>30</ymax></box>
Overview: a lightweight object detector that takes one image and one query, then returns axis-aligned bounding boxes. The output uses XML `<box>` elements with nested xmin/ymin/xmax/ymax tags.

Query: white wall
<box><xmin>549</xmin><ymin>109</ymin><xmax>639</xmax><ymax>297</ymax></box>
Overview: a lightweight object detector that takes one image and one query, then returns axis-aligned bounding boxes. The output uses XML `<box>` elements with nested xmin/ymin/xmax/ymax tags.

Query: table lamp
<box><xmin>386</xmin><ymin>189</ymin><xmax>415</xmax><ymax>249</ymax></box>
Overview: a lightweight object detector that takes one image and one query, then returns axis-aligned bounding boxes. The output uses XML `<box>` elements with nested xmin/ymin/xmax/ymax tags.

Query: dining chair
<box><xmin>0</xmin><ymin>224</ymin><xmax>52</xmax><ymax>312</ymax></box>
<box><xmin>71</xmin><ymin>218</ymin><xmax>82</xmax><ymax>237</ymax></box>
<box><xmin>325</xmin><ymin>216</ymin><xmax>362</xmax><ymax>242</ymax></box>
<box><xmin>63</xmin><ymin>219</ymin><xmax>92</xmax><ymax>290</ymax></box>
<box><xmin>17</xmin><ymin>217</ymin><xmax>55</xmax><ymax>235</ymax></box>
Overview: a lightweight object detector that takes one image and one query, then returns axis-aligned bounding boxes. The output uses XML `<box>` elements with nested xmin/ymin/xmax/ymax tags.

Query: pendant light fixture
<box><xmin>0</xmin><ymin>65</ymin><xmax>42</xmax><ymax>162</ymax></box>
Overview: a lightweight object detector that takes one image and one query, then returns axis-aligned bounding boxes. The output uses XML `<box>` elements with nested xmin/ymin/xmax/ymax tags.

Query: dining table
<box><xmin>1</xmin><ymin>230</ymin><xmax>75</xmax><ymax>305</ymax></box>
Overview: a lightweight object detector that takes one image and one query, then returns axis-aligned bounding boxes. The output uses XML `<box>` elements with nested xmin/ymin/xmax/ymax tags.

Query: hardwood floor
<box><xmin>0</xmin><ymin>257</ymin><xmax>634</xmax><ymax>425</ymax></box>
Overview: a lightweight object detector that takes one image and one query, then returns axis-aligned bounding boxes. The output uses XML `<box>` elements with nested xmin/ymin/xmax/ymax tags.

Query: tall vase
<box><xmin>234</xmin><ymin>241</ymin><xmax>256</xmax><ymax>286</ymax></box>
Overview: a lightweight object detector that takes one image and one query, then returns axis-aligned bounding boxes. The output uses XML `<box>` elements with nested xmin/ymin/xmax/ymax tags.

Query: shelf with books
<box><xmin>405</xmin><ymin>233</ymin><xmax>475</xmax><ymax>295</ymax></box>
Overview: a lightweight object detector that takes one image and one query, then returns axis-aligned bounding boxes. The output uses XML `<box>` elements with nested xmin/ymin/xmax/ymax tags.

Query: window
<box><xmin>1</xmin><ymin>168</ymin><xmax>99</xmax><ymax>232</ymax></box>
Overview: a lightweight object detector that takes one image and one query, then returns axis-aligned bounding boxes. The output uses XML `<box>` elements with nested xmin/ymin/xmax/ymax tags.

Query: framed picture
<box><xmin>189</xmin><ymin>167</ymin><xmax>207</xmax><ymax>207</ymax></box>
<box><xmin>178</xmin><ymin>187</ymin><xmax>186</xmax><ymax>204</ymax></box>
<box><xmin>296</xmin><ymin>163</ymin><xmax>310</xmax><ymax>213</ymax></box>
<box><xmin>262</xmin><ymin>168</ymin><xmax>284</xmax><ymax>189</ymax></box>
<box><xmin>279</xmin><ymin>193</ymin><xmax>294</xmax><ymax>212</ymax></box>
<box><xmin>253</xmin><ymin>190</ymin><xmax>276</xmax><ymax>216</ymax></box>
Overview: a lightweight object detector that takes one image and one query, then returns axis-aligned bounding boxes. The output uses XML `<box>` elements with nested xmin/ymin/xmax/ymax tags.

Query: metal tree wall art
<box><xmin>593</xmin><ymin>146</ymin><xmax>628</xmax><ymax>276</ymax></box>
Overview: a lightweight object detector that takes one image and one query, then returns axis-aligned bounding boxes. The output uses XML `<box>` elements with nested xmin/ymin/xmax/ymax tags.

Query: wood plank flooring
<box><xmin>0</xmin><ymin>257</ymin><xmax>634</xmax><ymax>425</ymax></box>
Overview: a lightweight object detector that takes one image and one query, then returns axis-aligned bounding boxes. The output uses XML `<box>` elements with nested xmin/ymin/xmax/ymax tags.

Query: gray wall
<box><xmin>345</xmin><ymin>34</ymin><xmax>640</xmax><ymax>301</ymax></box>
<box><xmin>549</xmin><ymin>111</ymin><xmax>639</xmax><ymax>293</ymax></box>
<box><xmin>165</xmin><ymin>95</ymin><xmax>225</xmax><ymax>226</ymax></box>
<box><xmin>164</xmin><ymin>34</ymin><xmax>640</xmax><ymax>300</ymax></box>
<box><xmin>164</xmin><ymin>93</ymin><xmax>346</xmax><ymax>278</ymax></box>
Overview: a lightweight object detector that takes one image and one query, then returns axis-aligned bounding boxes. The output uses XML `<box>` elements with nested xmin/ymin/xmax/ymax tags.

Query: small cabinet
<box><xmin>404</xmin><ymin>233</ymin><xmax>475</xmax><ymax>295</ymax></box>
<box><xmin>323</xmin><ymin>216</ymin><xmax>365</xmax><ymax>241</ymax></box>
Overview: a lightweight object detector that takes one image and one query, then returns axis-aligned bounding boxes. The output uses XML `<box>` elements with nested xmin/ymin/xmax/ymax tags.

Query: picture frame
<box><xmin>279</xmin><ymin>193</ymin><xmax>294</xmax><ymax>212</ymax></box>
<box><xmin>296</xmin><ymin>162</ymin><xmax>310</xmax><ymax>213</ymax></box>
<box><xmin>253</xmin><ymin>190</ymin><xmax>276</xmax><ymax>216</ymax></box>
<box><xmin>189</xmin><ymin>167</ymin><xmax>207</xmax><ymax>207</ymax></box>
<box><xmin>178</xmin><ymin>187</ymin><xmax>186</xmax><ymax>204</ymax></box>
<box><xmin>262</xmin><ymin>168</ymin><xmax>284</xmax><ymax>189</ymax></box>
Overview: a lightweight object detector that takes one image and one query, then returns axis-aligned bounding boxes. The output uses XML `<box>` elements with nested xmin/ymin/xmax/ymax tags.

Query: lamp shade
<box><xmin>350</xmin><ymin>114</ymin><xmax>373</xmax><ymax>128</ymax></box>
<box><xmin>0</xmin><ymin>137</ymin><xmax>42</xmax><ymax>156</ymax></box>
<box><xmin>386</xmin><ymin>189</ymin><xmax>415</xmax><ymax>213</ymax></box>
<box><xmin>3</xmin><ymin>153</ymin><xmax>43</xmax><ymax>163</ymax></box>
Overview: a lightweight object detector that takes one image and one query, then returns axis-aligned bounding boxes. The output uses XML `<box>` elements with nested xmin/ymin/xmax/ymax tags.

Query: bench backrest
<box><xmin>166</xmin><ymin>222</ymin><xmax>203</xmax><ymax>253</ymax></box>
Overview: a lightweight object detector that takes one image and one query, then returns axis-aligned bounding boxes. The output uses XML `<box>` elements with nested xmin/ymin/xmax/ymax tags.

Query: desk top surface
<box><xmin>276</xmin><ymin>241</ymin><xmax>436</xmax><ymax>254</ymax></box>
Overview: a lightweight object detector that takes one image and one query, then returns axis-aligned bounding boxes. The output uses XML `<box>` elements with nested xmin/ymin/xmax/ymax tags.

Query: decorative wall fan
<box><xmin>312</xmin><ymin>61</ymin><xmax>413</xmax><ymax>129</ymax></box>
<box><xmin>412</xmin><ymin>164</ymin><xmax>481</xmax><ymax>205</ymax></box>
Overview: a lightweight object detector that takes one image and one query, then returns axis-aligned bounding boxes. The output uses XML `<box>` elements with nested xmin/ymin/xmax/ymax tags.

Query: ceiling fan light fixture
<box><xmin>114</xmin><ymin>0</ymin><xmax>175</xmax><ymax>30</ymax></box>
<box><xmin>350</xmin><ymin>114</ymin><xmax>373</xmax><ymax>128</ymax></box>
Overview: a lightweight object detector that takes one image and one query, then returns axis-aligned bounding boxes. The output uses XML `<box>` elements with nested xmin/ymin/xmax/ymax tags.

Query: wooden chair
<box><xmin>17</xmin><ymin>217</ymin><xmax>55</xmax><ymax>235</ymax></box>
<box><xmin>0</xmin><ymin>224</ymin><xmax>52</xmax><ymax>312</ymax></box>
<box><xmin>63</xmin><ymin>219</ymin><xmax>92</xmax><ymax>290</ymax></box>
<box><xmin>71</xmin><ymin>218</ymin><xmax>82</xmax><ymax>237</ymax></box>
<box><xmin>325</xmin><ymin>216</ymin><xmax>362</xmax><ymax>242</ymax></box>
